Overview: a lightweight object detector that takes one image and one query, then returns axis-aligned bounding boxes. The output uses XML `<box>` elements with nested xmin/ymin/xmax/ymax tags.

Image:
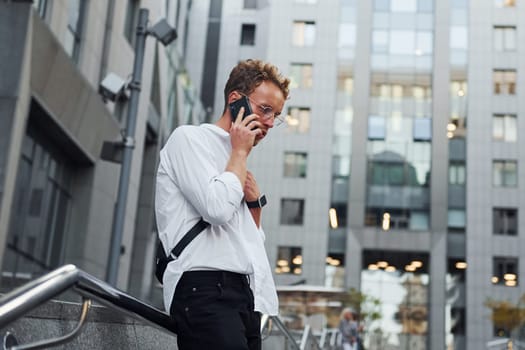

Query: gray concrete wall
<box><xmin>0</xmin><ymin>298</ymin><xmax>178</xmax><ymax>350</ymax></box>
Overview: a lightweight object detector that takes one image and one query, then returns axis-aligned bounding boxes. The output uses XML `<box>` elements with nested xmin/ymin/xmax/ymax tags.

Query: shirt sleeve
<box><xmin>163</xmin><ymin>126</ymin><xmax>244</xmax><ymax>225</ymax></box>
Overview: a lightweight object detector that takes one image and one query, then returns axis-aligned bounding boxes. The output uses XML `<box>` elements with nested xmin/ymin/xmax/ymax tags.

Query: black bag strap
<box><xmin>170</xmin><ymin>218</ymin><xmax>209</xmax><ymax>259</ymax></box>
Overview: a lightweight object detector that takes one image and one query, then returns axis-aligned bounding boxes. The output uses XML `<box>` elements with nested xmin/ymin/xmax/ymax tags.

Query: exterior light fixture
<box><xmin>329</xmin><ymin>208</ymin><xmax>338</xmax><ymax>229</ymax></box>
<box><xmin>455</xmin><ymin>261</ymin><xmax>467</xmax><ymax>269</ymax></box>
<box><xmin>382</xmin><ymin>212</ymin><xmax>390</xmax><ymax>231</ymax></box>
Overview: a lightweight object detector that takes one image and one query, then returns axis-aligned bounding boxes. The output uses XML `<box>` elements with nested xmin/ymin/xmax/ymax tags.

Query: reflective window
<box><xmin>3</xmin><ymin>128</ymin><xmax>73</xmax><ymax>282</ymax></box>
<box><xmin>292</xmin><ymin>21</ymin><xmax>316</xmax><ymax>47</ymax></box>
<box><xmin>494</xmin><ymin>0</ymin><xmax>515</xmax><ymax>7</ymax></box>
<box><xmin>493</xmin><ymin>114</ymin><xmax>517</xmax><ymax>142</ymax></box>
<box><xmin>362</xmin><ymin>251</ymin><xmax>429</xmax><ymax>349</ymax></box>
<box><xmin>450</xmin><ymin>26</ymin><xmax>468</xmax><ymax>49</ymax></box>
<box><xmin>283</xmin><ymin>152</ymin><xmax>308</xmax><ymax>178</ymax></box>
<box><xmin>275</xmin><ymin>246</ymin><xmax>303</xmax><ymax>275</ymax></box>
<box><xmin>374</xmin><ymin>0</ymin><xmax>390</xmax><ymax>11</ymax></box>
<box><xmin>493</xmin><ymin>69</ymin><xmax>516</xmax><ymax>95</ymax></box>
<box><xmin>244</xmin><ymin>0</ymin><xmax>257</xmax><ymax>8</ymax></box>
<box><xmin>286</xmin><ymin>107</ymin><xmax>310</xmax><ymax>134</ymax></box>
<box><xmin>33</xmin><ymin>0</ymin><xmax>48</xmax><ymax>19</ymax></box>
<box><xmin>280</xmin><ymin>198</ymin><xmax>305</xmax><ymax>225</ymax></box>
<box><xmin>124</xmin><ymin>0</ymin><xmax>140</xmax><ymax>46</ymax></box>
<box><xmin>372</xmin><ymin>30</ymin><xmax>389</xmax><ymax>53</ymax></box>
<box><xmin>448</xmin><ymin>209</ymin><xmax>466</xmax><ymax>229</ymax></box>
<box><xmin>65</xmin><ymin>0</ymin><xmax>87</xmax><ymax>63</ymax></box>
<box><xmin>368</xmin><ymin>115</ymin><xmax>386</xmax><ymax>140</ymax></box>
<box><xmin>449</xmin><ymin>162</ymin><xmax>465</xmax><ymax>185</ymax></box>
<box><xmin>492</xmin><ymin>257</ymin><xmax>518</xmax><ymax>286</ymax></box>
<box><xmin>493</xmin><ymin>160</ymin><xmax>517</xmax><ymax>187</ymax></box>
<box><xmin>493</xmin><ymin>208</ymin><xmax>517</xmax><ymax>235</ymax></box>
<box><xmin>240</xmin><ymin>24</ymin><xmax>256</xmax><ymax>45</ymax></box>
<box><xmin>494</xmin><ymin>26</ymin><xmax>516</xmax><ymax>52</ymax></box>
<box><xmin>390</xmin><ymin>31</ymin><xmax>416</xmax><ymax>54</ymax></box>
<box><xmin>413</xmin><ymin>118</ymin><xmax>431</xmax><ymax>141</ymax></box>
<box><xmin>289</xmin><ymin>63</ymin><xmax>313</xmax><ymax>89</ymax></box>
<box><xmin>391</xmin><ymin>0</ymin><xmax>417</xmax><ymax>12</ymax></box>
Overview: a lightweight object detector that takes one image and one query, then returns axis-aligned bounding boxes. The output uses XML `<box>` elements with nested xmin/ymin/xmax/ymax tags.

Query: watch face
<box><xmin>260</xmin><ymin>195</ymin><xmax>267</xmax><ymax>207</ymax></box>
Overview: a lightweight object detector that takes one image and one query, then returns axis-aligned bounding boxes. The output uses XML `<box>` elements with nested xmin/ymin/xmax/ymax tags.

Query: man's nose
<box><xmin>263</xmin><ymin>116</ymin><xmax>274</xmax><ymax>128</ymax></box>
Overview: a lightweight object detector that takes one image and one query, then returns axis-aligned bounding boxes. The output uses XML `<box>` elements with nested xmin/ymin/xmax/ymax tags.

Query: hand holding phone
<box><xmin>229</xmin><ymin>96</ymin><xmax>253</xmax><ymax>121</ymax></box>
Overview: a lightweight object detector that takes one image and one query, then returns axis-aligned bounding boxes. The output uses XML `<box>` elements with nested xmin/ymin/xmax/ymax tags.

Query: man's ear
<box><xmin>228</xmin><ymin>90</ymin><xmax>241</xmax><ymax>105</ymax></box>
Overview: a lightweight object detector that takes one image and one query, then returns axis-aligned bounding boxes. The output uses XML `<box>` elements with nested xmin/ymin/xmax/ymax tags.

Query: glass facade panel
<box><xmin>286</xmin><ymin>107</ymin><xmax>311</xmax><ymax>134</ymax></box>
<box><xmin>292</xmin><ymin>21</ymin><xmax>316</xmax><ymax>47</ymax></box>
<box><xmin>493</xmin><ymin>114</ymin><xmax>517</xmax><ymax>142</ymax></box>
<box><xmin>362</xmin><ymin>251</ymin><xmax>429</xmax><ymax>350</ymax></box>
<box><xmin>240</xmin><ymin>24</ymin><xmax>256</xmax><ymax>45</ymax></box>
<box><xmin>493</xmin><ymin>208</ymin><xmax>517</xmax><ymax>235</ymax></box>
<box><xmin>492</xmin><ymin>160</ymin><xmax>517</xmax><ymax>187</ymax></box>
<box><xmin>275</xmin><ymin>246</ymin><xmax>303</xmax><ymax>275</ymax></box>
<box><xmin>289</xmin><ymin>63</ymin><xmax>313</xmax><ymax>89</ymax></box>
<box><xmin>283</xmin><ymin>152</ymin><xmax>308</xmax><ymax>178</ymax></box>
<box><xmin>280</xmin><ymin>198</ymin><xmax>305</xmax><ymax>225</ymax></box>
<box><xmin>3</xmin><ymin>128</ymin><xmax>72</xmax><ymax>284</ymax></box>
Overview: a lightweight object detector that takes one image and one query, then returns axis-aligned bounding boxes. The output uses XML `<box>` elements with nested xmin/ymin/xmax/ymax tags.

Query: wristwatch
<box><xmin>246</xmin><ymin>194</ymin><xmax>267</xmax><ymax>208</ymax></box>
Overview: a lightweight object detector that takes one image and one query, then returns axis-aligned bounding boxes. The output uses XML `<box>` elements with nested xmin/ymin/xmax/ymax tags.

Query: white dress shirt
<box><xmin>155</xmin><ymin>123</ymin><xmax>278</xmax><ymax>315</ymax></box>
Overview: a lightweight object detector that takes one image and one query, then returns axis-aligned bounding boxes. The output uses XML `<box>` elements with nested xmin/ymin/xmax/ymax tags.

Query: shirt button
<box><xmin>192</xmin><ymin>287</ymin><xmax>197</xmax><ymax>292</ymax></box>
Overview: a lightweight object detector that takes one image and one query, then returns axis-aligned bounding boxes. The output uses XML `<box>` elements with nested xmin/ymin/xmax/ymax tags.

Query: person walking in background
<box><xmin>155</xmin><ymin>59</ymin><xmax>290</xmax><ymax>349</ymax></box>
<box><xmin>339</xmin><ymin>308</ymin><xmax>361</xmax><ymax>350</ymax></box>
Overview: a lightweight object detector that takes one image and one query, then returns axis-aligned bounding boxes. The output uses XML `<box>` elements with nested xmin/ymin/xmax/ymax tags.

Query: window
<box><xmin>413</xmin><ymin>118</ymin><xmax>432</xmax><ymax>141</ymax></box>
<box><xmin>275</xmin><ymin>246</ymin><xmax>303</xmax><ymax>274</ymax></box>
<box><xmin>449</xmin><ymin>162</ymin><xmax>465</xmax><ymax>185</ymax></box>
<box><xmin>492</xmin><ymin>257</ymin><xmax>518</xmax><ymax>286</ymax></box>
<box><xmin>391</xmin><ymin>0</ymin><xmax>417</xmax><ymax>12</ymax></box>
<box><xmin>240</xmin><ymin>24</ymin><xmax>256</xmax><ymax>45</ymax></box>
<box><xmin>493</xmin><ymin>160</ymin><xmax>517</xmax><ymax>187</ymax></box>
<box><xmin>243</xmin><ymin>0</ymin><xmax>257</xmax><ymax>8</ymax></box>
<box><xmin>289</xmin><ymin>63</ymin><xmax>313</xmax><ymax>89</ymax></box>
<box><xmin>448</xmin><ymin>209</ymin><xmax>466</xmax><ymax>230</ymax></box>
<box><xmin>368</xmin><ymin>116</ymin><xmax>386</xmax><ymax>140</ymax></box>
<box><xmin>286</xmin><ymin>107</ymin><xmax>310</xmax><ymax>134</ymax></box>
<box><xmin>64</xmin><ymin>0</ymin><xmax>87</xmax><ymax>63</ymax></box>
<box><xmin>494</xmin><ymin>26</ymin><xmax>517</xmax><ymax>52</ymax></box>
<box><xmin>281</xmin><ymin>199</ymin><xmax>305</xmax><ymax>225</ymax></box>
<box><xmin>493</xmin><ymin>208</ymin><xmax>517</xmax><ymax>235</ymax></box>
<box><xmin>4</xmin><ymin>127</ymin><xmax>73</xmax><ymax>279</ymax></box>
<box><xmin>33</xmin><ymin>0</ymin><xmax>48</xmax><ymax>19</ymax></box>
<box><xmin>494</xmin><ymin>0</ymin><xmax>515</xmax><ymax>7</ymax></box>
<box><xmin>493</xmin><ymin>114</ymin><xmax>517</xmax><ymax>142</ymax></box>
<box><xmin>124</xmin><ymin>0</ymin><xmax>140</xmax><ymax>46</ymax></box>
<box><xmin>369</xmin><ymin>162</ymin><xmax>405</xmax><ymax>186</ymax></box>
<box><xmin>292</xmin><ymin>21</ymin><xmax>316</xmax><ymax>46</ymax></box>
<box><xmin>493</xmin><ymin>69</ymin><xmax>516</xmax><ymax>95</ymax></box>
<box><xmin>284</xmin><ymin>152</ymin><xmax>307</xmax><ymax>178</ymax></box>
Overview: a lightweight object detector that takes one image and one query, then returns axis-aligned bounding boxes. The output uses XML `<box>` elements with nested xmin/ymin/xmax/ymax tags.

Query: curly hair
<box><xmin>223</xmin><ymin>59</ymin><xmax>290</xmax><ymax>111</ymax></box>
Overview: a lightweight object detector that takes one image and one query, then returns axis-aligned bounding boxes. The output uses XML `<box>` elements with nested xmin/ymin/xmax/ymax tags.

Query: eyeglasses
<box><xmin>243</xmin><ymin>94</ymin><xmax>285</xmax><ymax>127</ymax></box>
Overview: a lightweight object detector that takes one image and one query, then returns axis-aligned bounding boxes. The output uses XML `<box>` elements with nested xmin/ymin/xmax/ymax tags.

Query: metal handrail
<box><xmin>0</xmin><ymin>264</ymin><xmax>176</xmax><ymax>336</ymax></box>
<box><xmin>1</xmin><ymin>264</ymin><xmax>308</xmax><ymax>349</ymax></box>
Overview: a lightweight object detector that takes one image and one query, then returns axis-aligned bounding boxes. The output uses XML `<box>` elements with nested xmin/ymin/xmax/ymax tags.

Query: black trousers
<box><xmin>170</xmin><ymin>270</ymin><xmax>261</xmax><ymax>350</ymax></box>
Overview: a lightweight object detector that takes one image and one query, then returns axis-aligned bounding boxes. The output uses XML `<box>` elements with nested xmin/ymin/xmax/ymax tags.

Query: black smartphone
<box><xmin>229</xmin><ymin>96</ymin><xmax>253</xmax><ymax>121</ymax></box>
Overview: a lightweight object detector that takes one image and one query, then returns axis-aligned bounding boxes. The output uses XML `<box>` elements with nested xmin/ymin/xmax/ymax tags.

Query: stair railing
<box><xmin>0</xmin><ymin>264</ymin><xmax>310</xmax><ymax>350</ymax></box>
<box><xmin>0</xmin><ymin>264</ymin><xmax>176</xmax><ymax>349</ymax></box>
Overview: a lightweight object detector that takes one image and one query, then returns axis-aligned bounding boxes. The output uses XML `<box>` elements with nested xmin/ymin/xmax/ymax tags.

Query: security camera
<box><xmin>99</xmin><ymin>73</ymin><xmax>128</xmax><ymax>102</ymax></box>
<box><xmin>148</xmin><ymin>19</ymin><xmax>177</xmax><ymax>46</ymax></box>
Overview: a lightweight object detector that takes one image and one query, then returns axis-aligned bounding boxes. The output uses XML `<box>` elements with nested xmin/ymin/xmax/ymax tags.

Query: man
<box><xmin>339</xmin><ymin>308</ymin><xmax>361</xmax><ymax>350</ymax></box>
<box><xmin>155</xmin><ymin>59</ymin><xmax>290</xmax><ymax>349</ymax></box>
